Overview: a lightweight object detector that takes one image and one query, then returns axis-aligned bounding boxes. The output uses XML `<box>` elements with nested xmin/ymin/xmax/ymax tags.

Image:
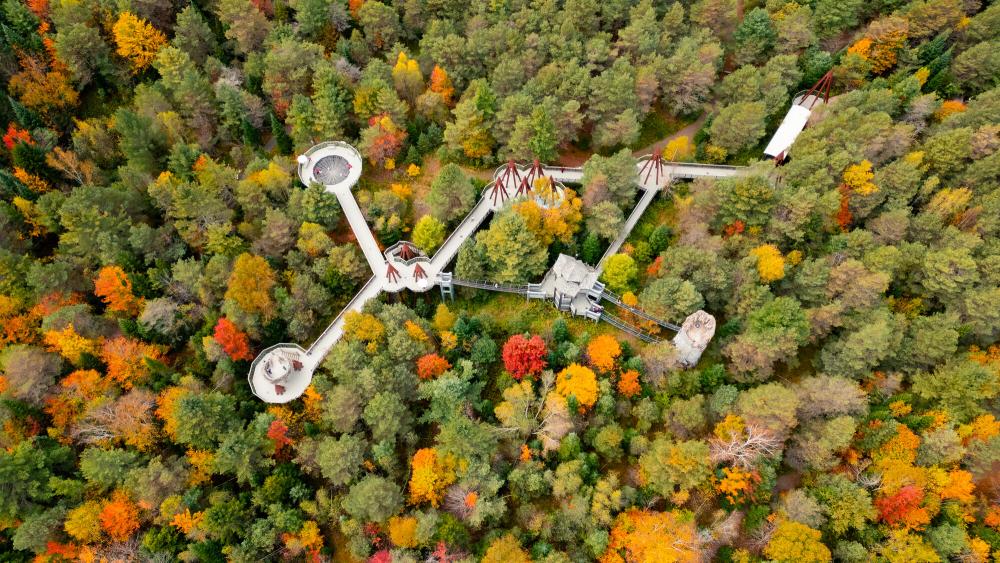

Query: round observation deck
<box><xmin>248</xmin><ymin>344</ymin><xmax>312</xmax><ymax>404</ymax></box>
<box><xmin>297</xmin><ymin>141</ymin><xmax>363</xmax><ymax>192</ymax></box>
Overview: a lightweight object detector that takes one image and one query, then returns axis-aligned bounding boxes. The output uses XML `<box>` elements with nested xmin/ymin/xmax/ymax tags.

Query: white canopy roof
<box><xmin>764</xmin><ymin>104</ymin><xmax>812</xmax><ymax>158</ymax></box>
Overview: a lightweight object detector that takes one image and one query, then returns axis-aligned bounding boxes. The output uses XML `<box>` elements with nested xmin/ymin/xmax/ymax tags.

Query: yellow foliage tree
<box><xmin>587</xmin><ymin>335</ymin><xmax>622</xmax><ymax>373</ymax></box>
<box><xmin>662</xmin><ymin>136</ymin><xmax>694</xmax><ymax>161</ymax></box>
<box><xmin>482</xmin><ymin>534</ymin><xmax>532</xmax><ymax>563</ymax></box>
<box><xmin>343</xmin><ymin>311</ymin><xmax>385</xmax><ymax>353</ymax></box>
<box><xmin>225</xmin><ymin>253</ymin><xmax>276</xmax><ymax>320</ymax></box>
<box><xmin>556</xmin><ymin>363</ymin><xmax>599</xmax><ymax>411</ymax></box>
<box><xmin>750</xmin><ymin>244</ymin><xmax>785</xmax><ymax>283</ymax></box>
<box><xmin>112</xmin><ymin>12</ymin><xmax>167</xmax><ymax>72</ymax></box>
<box><xmin>408</xmin><ymin>447</ymin><xmax>456</xmax><ymax>507</ymax></box>
<box><xmin>764</xmin><ymin>520</ymin><xmax>831</xmax><ymax>563</ymax></box>
<box><xmin>880</xmin><ymin>530</ymin><xmax>940</xmax><ymax>563</ymax></box>
<box><xmin>44</xmin><ymin>323</ymin><xmax>99</xmax><ymax>365</ymax></box>
<box><xmin>64</xmin><ymin>500</ymin><xmax>103</xmax><ymax>543</ymax></box>
<box><xmin>388</xmin><ymin>515</ymin><xmax>419</xmax><ymax>548</ymax></box>
<box><xmin>843</xmin><ymin>160</ymin><xmax>879</xmax><ymax>195</ymax></box>
<box><xmin>433</xmin><ymin>303</ymin><xmax>456</xmax><ymax>332</ymax></box>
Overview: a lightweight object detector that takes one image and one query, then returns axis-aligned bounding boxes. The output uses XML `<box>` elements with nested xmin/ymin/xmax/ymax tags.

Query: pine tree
<box><xmin>270</xmin><ymin>112</ymin><xmax>293</xmax><ymax>155</ymax></box>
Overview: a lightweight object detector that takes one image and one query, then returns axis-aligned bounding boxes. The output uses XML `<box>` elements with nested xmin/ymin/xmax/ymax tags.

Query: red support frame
<box><xmin>413</xmin><ymin>263</ymin><xmax>427</xmax><ymax>280</ymax></box>
<box><xmin>398</xmin><ymin>242</ymin><xmax>416</xmax><ymax>260</ymax></box>
<box><xmin>801</xmin><ymin>70</ymin><xmax>834</xmax><ymax>110</ymax></box>
<box><xmin>386</xmin><ymin>262</ymin><xmax>400</xmax><ymax>283</ymax></box>
<box><xmin>639</xmin><ymin>154</ymin><xmax>665</xmax><ymax>186</ymax></box>
<box><xmin>524</xmin><ymin>159</ymin><xmax>546</xmax><ymax>187</ymax></box>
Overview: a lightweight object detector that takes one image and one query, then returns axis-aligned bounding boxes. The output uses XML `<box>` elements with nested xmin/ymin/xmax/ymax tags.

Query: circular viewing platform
<box><xmin>248</xmin><ymin>343</ymin><xmax>312</xmax><ymax>403</ymax></box>
<box><xmin>297</xmin><ymin>141</ymin><xmax>363</xmax><ymax>192</ymax></box>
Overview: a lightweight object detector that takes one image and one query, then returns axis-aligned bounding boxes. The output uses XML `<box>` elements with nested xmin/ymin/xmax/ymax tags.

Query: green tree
<box><xmin>296</xmin><ymin>434</ymin><xmax>366</xmax><ymax>486</ymax></box>
<box><xmin>734</xmin><ymin>8</ymin><xmax>777</xmax><ymax>64</ymax></box>
<box><xmin>581</xmin><ymin>149</ymin><xmax>638</xmax><ymax>209</ymax></box>
<box><xmin>709</xmin><ymin>101</ymin><xmax>767</xmax><ymax>153</ymax></box>
<box><xmin>413</xmin><ymin>215</ymin><xmax>446</xmax><ymax>254</ymax></box>
<box><xmin>427</xmin><ymin>163</ymin><xmax>477</xmax><ymax>225</ymax></box>
<box><xmin>912</xmin><ymin>357</ymin><xmax>1000</xmax><ymax>423</ymax></box>
<box><xmin>172</xmin><ymin>5</ymin><xmax>218</xmax><ymax>64</ymax></box>
<box><xmin>638</xmin><ymin>276</ymin><xmax>704</xmax><ymax>322</ymax></box>
<box><xmin>600</xmin><ymin>254</ymin><xmax>637</xmax><ymax>294</ymax></box>
<box><xmin>476</xmin><ymin>211</ymin><xmax>549</xmax><ymax>283</ymax></box>
<box><xmin>638</xmin><ymin>437</ymin><xmax>712</xmax><ymax>496</ymax></box>
<box><xmin>527</xmin><ymin>105</ymin><xmax>559</xmax><ymax>162</ymax></box>
<box><xmin>343</xmin><ymin>475</ymin><xmax>403</xmax><ymax>522</ymax></box>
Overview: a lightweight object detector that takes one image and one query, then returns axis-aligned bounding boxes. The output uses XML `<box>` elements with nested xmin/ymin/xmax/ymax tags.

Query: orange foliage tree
<box><xmin>0</xmin><ymin>295</ymin><xmax>39</xmax><ymax>346</ymax></box>
<box><xmin>617</xmin><ymin>369</ymin><xmax>641</xmax><ymax>398</ymax></box>
<box><xmin>282</xmin><ymin>521</ymin><xmax>323</xmax><ymax>560</ymax></box>
<box><xmin>8</xmin><ymin>56</ymin><xmax>78</xmax><ymax>119</ymax></box>
<box><xmin>93</xmin><ymin>265</ymin><xmax>142</xmax><ymax>315</ymax></box>
<box><xmin>3</xmin><ymin>123</ymin><xmax>32</xmax><ymax>150</ymax></box>
<box><xmin>935</xmin><ymin>100</ymin><xmax>967</xmax><ymax>122</ymax></box>
<box><xmin>875</xmin><ymin>485</ymin><xmax>927</xmax><ymax>529</ymax></box>
<box><xmin>417</xmin><ymin>353</ymin><xmax>451</xmax><ymax>380</ymax></box>
<box><xmin>99</xmin><ymin>491</ymin><xmax>141</xmax><ymax>542</ymax></box>
<box><xmin>408</xmin><ymin>448</ymin><xmax>456</xmax><ymax>507</ymax></box>
<box><xmin>101</xmin><ymin>336</ymin><xmax>163</xmax><ymax>389</ymax></box>
<box><xmin>429</xmin><ymin>65</ymin><xmax>455</xmax><ymax>105</ymax></box>
<box><xmin>587</xmin><ymin>334</ymin><xmax>622</xmax><ymax>372</ymax></box>
<box><xmin>602</xmin><ymin>509</ymin><xmax>701</xmax><ymax>563</ymax></box>
<box><xmin>213</xmin><ymin>317</ymin><xmax>253</xmax><ymax>361</ymax></box>
<box><xmin>112</xmin><ymin>12</ymin><xmax>167</xmax><ymax>72</ymax></box>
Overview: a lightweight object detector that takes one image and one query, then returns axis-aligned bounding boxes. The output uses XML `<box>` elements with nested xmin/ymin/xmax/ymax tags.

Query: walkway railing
<box><xmin>448</xmin><ymin>277</ymin><xmax>531</xmax><ymax>294</ymax></box>
<box><xmin>600</xmin><ymin>291</ymin><xmax>681</xmax><ymax>332</ymax></box>
<box><xmin>600</xmin><ymin>311</ymin><xmax>661</xmax><ymax>343</ymax></box>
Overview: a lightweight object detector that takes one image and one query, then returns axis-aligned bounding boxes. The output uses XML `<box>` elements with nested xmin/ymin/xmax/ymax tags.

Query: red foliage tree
<box><xmin>213</xmin><ymin>318</ymin><xmax>253</xmax><ymax>361</ymax></box>
<box><xmin>3</xmin><ymin>123</ymin><xmax>32</xmax><ymax>150</ymax></box>
<box><xmin>502</xmin><ymin>334</ymin><xmax>548</xmax><ymax>380</ymax></box>
<box><xmin>875</xmin><ymin>485</ymin><xmax>924</xmax><ymax>526</ymax></box>
<box><xmin>417</xmin><ymin>353</ymin><xmax>451</xmax><ymax>380</ymax></box>
<box><xmin>267</xmin><ymin>419</ymin><xmax>292</xmax><ymax>450</ymax></box>
<box><xmin>836</xmin><ymin>185</ymin><xmax>852</xmax><ymax>232</ymax></box>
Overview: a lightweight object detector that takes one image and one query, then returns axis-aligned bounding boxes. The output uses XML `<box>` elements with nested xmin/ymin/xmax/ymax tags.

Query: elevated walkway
<box><xmin>251</xmin><ymin>142</ymin><xmax>746</xmax><ymax>402</ymax></box>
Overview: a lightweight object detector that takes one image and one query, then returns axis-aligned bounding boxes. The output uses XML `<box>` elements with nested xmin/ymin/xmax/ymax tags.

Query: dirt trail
<box><xmin>631</xmin><ymin>113</ymin><xmax>708</xmax><ymax>158</ymax></box>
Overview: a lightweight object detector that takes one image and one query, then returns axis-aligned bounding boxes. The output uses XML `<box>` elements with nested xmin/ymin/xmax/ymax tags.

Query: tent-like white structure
<box><xmin>763</xmin><ymin>71</ymin><xmax>833</xmax><ymax>161</ymax></box>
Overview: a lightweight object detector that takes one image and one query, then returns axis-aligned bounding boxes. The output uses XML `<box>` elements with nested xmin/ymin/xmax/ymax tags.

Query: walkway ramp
<box><xmin>333</xmin><ymin>190</ymin><xmax>387</xmax><ymax>274</ymax></box>
<box><xmin>600</xmin><ymin>311</ymin><xmax>661</xmax><ymax>343</ymax></box>
<box><xmin>306</xmin><ymin>276</ymin><xmax>383</xmax><ymax>361</ymax></box>
<box><xmin>597</xmin><ymin>185</ymin><xmax>661</xmax><ymax>271</ymax></box>
<box><xmin>430</xmin><ymin>194</ymin><xmax>495</xmax><ymax>272</ymax></box>
<box><xmin>600</xmin><ymin>290</ymin><xmax>681</xmax><ymax>332</ymax></box>
<box><xmin>448</xmin><ymin>278</ymin><xmax>530</xmax><ymax>294</ymax></box>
